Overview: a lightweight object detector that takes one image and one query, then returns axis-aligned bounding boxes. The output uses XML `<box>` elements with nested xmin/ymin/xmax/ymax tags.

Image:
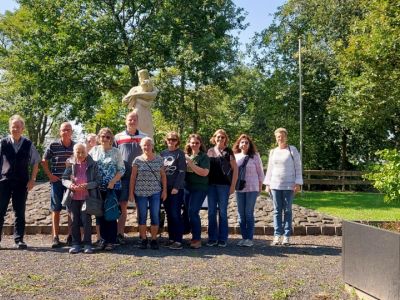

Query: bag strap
<box><xmin>288</xmin><ymin>145</ymin><xmax>296</xmax><ymax>179</ymax></box>
<box><xmin>241</xmin><ymin>155</ymin><xmax>250</xmax><ymax>168</ymax></box>
<box><xmin>143</xmin><ymin>159</ymin><xmax>162</xmax><ymax>188</ymax></box>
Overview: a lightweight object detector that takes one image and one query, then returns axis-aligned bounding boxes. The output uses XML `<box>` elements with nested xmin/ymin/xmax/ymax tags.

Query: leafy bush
<box><xmin>365</xmin><ymin>149</ymin><xmax>400</xmax><ymax>203</ymax></box>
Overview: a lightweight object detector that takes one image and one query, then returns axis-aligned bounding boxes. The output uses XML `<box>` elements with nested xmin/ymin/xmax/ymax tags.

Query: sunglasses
<box><xmin>100</xmin><ymin>135</ymin><xmax>111</xmax><ymax>140</ymax></box>
<box><xmin>191</xmin><ymin>142</ymin><xmax>200</xmax><ymax>145</ymax></box>
<box><xmin>216</xmin><ymin>135</ymin><xmax>226</xmax><ymax>140</ymax></box>
<box><xmin>167</xmin><ymin>138</ymin><xmax>178</xmax><ymax>142</ymax></box>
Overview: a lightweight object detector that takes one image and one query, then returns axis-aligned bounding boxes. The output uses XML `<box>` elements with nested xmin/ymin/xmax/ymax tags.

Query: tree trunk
<box><xmin>340</xmin><ymin>129</ymin><xmax>349</xmax><ymax>170</ymax></box>
<box><xmin>178</xmin><ymin>72</ymin><xmax>186</xmax><ymax>135</ymax></box>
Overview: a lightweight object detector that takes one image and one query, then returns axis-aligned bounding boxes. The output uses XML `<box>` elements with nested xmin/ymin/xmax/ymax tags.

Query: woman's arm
<box><xmin>264</xmin><ymin>149</ymin><xmax>274</xmax><ymax>193</ymax></box>
<box><xmin>107</xmin><ymin>150</ymin><xmax>125</xmax><ymax>189</ymax></box>
<box><xmin>255</xmin><ymin>153</ymin><xmax>265</xmax><ymax>192</ymax></box>
<box><xmin>128</xmin><ymin>165</ymin><xmax>138</xmax><ymax>202</ymax></box>
<box><xmin>86</xmin><ymin>163</ymin><xmax>101</xmax><ymax>190</ymax></box>
<box><xmin>160</xmin><ymin>167</ymin><xmax>167</xmax><ymax>201</ymax></box>
<box><xmin>61</xmin><ymin>165</ymin><xmax>73</xmax><ymax>189</ymax></box>
<box><xmin>186</xmin><ymin>155</ymin><xmax>209</xmax><ymax>177</ymax></box>
<box><xmin>172</xmin><ymin>151</ymin><xmax>187</xmax><ymax>193</ymax></box>
<box><xmin>229</xmin><ymin>156</ymin><xmax>238</xmax><ymax>195</ymax></box>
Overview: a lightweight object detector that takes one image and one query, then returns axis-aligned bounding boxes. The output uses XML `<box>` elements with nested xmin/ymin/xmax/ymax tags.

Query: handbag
<box><xmin>61</xmin><ymin>188</ymin><xmax>72</xmax><ymax>207</ymax></box>
<box><xmin>82</xmin><ymin>188</ymin><xmax>103</xmax><ymax>217</ymax></box>
<box><xmin>104</xmin><ymin>189</ymin><xmax>121</xmax><ymax>221</ymax></box>
<box><xmin>235</xmin><ymin>156</ymin><xmax>250</xmax><ymax>191</ymax></box>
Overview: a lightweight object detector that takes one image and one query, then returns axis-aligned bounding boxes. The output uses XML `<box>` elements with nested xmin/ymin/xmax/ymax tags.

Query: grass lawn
<box><xmin>293</xmin><ymin>191</ymin><xmax>400</xmax><ymax>221</ymax></box>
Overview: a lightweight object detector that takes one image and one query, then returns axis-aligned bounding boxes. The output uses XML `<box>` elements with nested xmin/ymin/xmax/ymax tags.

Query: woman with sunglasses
<box><xmin>184</xmin><ymin>134</ymin><xmax>210</xmax><ymax>249</ymax></box>
<box><xmin>206</xmin><ymin>129</ymin><xmax>238</xmax><ymax>247</ymax></box>
<box><xmin>89</xmin><ymin>128</ymin><xmax>125</xmax><ymax>251</ymax></box>
<box><xmin>232</xmin><ymin>134</ymin><xmax>264</xmax><ymax>247</ymax></box>
<box><xmin>160</xmin><ymin>132</ymin><xmax>186</xmax><ymax>250</ymax></box>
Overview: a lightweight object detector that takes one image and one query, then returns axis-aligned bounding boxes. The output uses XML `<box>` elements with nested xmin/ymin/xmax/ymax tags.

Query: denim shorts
<box><xmin>50</xmin><ymin>180</ymin><xmax>66</xmax><ymax>212</ymax></box>
<box><xmin>118</xmin><ymin>179</ymin><xmax>130</xmax><ymax>203</ymax></box>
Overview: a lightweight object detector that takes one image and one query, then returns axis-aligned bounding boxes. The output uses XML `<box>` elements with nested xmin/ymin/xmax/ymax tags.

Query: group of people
<box><xmin>0</xmin><ymin>111</ymin><xmax>303</xmax><ymax>253</ymax></box>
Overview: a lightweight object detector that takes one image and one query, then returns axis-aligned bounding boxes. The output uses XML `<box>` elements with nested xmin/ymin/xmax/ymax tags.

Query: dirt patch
<box><xmin>0</xmin><ymin>234</ymin><xmax>354</xmax><ymax>299</ymax></box>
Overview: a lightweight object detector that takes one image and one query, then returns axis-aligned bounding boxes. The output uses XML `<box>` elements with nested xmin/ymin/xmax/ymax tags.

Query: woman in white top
<box><xmin>264</xmin><ymin>128</ymin><xmax>303</xmax><ymax>246</ymax></box>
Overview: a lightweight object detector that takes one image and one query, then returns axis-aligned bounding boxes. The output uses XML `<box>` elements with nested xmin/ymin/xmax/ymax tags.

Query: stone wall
<box><xmin>3</xmin><ymin>183</ymin><xmax>342</xmax><ymax>235</ymax></box>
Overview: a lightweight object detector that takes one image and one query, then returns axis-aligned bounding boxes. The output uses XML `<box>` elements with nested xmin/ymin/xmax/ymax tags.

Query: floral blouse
<box><xmin>89</xmin><ymin>146</ymin><xmax>125</xmax><ymax>190</ymax></box>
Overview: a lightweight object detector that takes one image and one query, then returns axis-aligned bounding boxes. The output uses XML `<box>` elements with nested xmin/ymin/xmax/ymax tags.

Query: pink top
<box><xmin>235</xmin><ymin>152</ymin><xmax>264</xmax><ymax>192</ymax></box>
<box><xmin>72</xmin><ymin>161</ymin><xmax>89</xmax><ymax>200</ymax></box>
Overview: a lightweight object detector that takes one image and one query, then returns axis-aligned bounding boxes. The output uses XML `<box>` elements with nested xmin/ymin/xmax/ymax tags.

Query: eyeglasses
<box><xmin>167</xmin><ymin>138</ymin><xmax>178</xmax><ymax>142</ymax></box>
<box><xmin>100</xmin><ymin>135</ymin><xmax>111</xmax><ymax>140</ymax></box>
<box><xmin>216</xmin><ymin>135</ymin><xmax>226</xmax><ymax>140</ymax></box>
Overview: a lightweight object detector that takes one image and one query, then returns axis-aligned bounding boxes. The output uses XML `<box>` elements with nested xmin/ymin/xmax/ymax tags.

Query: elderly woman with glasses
<box><xmin>89</xmin><ymin>128</ymin><xmax>125</xmax><ymax>251</ymax></box>
<box><xmin>206</xmin><ymin>129</ymin><xmax>238</xmax><ymax>247</ymax></box>
<box><xmin>160</xmin><ymin>132</ymin><xmax>186</xmax><ymax>250</ymax></box>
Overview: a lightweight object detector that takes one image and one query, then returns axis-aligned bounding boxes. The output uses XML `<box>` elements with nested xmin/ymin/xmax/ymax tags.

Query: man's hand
<box><xmin>27</xmin><ymin>179</ymin><xmax>35</xmax><ymax>191</ymax></box>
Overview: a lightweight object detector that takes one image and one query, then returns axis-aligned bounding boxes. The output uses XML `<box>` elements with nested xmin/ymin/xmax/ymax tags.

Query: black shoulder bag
<box><xmin>235</xmin><ymin>155</ymin><xmax>250</xmax><ymax>191</ymax></box>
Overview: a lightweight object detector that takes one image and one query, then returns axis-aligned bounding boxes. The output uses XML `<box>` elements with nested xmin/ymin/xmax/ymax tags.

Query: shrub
<box><xmin>365</xmin><ymin>149</ymin><xmax>400</xmax><ymax>203</ymax></box>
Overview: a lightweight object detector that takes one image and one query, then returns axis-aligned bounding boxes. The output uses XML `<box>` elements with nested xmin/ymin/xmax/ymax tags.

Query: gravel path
<box><xmin>0</xmin><ymin>234</ymin><xmax>353</xmax><ymax>300</ymax></box>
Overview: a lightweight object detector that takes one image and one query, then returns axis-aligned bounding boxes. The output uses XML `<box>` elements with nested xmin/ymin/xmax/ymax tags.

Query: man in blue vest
<box><xmin>0</xmin><ymin>115</ymin><xmax>40</xmax><ymax>249</ymax></box>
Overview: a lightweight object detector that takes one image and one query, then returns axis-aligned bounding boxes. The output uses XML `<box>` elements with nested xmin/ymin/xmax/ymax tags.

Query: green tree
<box><xmin>251</xmin><ymin>0</ymin><xmax>370</xmax><ymax>169</ymax></box>
<box><xmin>331</xmin><ymin>0</ymin><xmax>400</xmax><ymax>151</ymax></box>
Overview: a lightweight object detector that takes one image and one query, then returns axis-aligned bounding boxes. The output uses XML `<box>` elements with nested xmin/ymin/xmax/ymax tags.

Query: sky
<box><xmin>0</xmin><ymin>0</ymin><xmax>286</xmax><ymax>49</ymax></box>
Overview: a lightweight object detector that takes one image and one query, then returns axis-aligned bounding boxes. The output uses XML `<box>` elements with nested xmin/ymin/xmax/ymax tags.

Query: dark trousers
<box><xmin>97</xmin><ymin>190</ymin><xmax>117</xmax><ymax>244</ymax></box>
<box><xmin>0</xmin><ymin>180</ymin><xmax>28</xmax><ymax>242</ymax></box>
<box><xmin>164</xmin><ymin>189</ymin><xmax>184</xmax><ymax>243</ymax></box>
<box><xmin>69</xmin><ymin>200</ymin><xmax>92</xmax><ymax>246</ymax></box>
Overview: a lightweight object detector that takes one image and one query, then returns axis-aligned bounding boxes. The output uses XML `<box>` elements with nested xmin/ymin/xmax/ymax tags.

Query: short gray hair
<box><xmin>274</xmin><ymin>127</ymin><xmax>288</xmax><ymax>136</ymax></box>
<box><xmin>140</xmin><ymin>136</ymin><xmax>154</xmax><ymax>147</ymax></box>
<box><xmin>73</xmin><ymin>143</ymin><xmax>87</xmax><ymax>152</ymax></box>
<box><xmin>9</xmin><ymin>115</ymin><xmax>25</xmax><ymax>128</ymax></box>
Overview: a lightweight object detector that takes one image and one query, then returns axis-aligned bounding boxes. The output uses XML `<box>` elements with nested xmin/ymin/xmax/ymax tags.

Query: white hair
<box><xmin>140</xmin><ymin>136</ymin><xmax>154</xmax><ymax>147</ymax></box>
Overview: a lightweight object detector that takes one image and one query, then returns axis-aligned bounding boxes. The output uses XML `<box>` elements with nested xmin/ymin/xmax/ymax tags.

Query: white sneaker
<box><xmin>237</xmin><ymin>239</ymin><xmax>245</xmax><ymax>246</ymax></box>
<box><xmin>242</xmin><ymin>239</ymin><xmax>254</xmax><ymax>247</ymax></box>
<box><xmin>272</xmin><ymin>236</ymin><xmax>281</xmax><ymax>245</ymax></box>
<box><xmin>282</xmin><ymin>236</ymin><xmax>290</xmax><ymax>246</ymax></box>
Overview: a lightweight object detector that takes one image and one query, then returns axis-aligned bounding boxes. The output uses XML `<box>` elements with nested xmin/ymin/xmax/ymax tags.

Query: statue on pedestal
<box><xmin>122</xmin><ymin>69</ymin><xmax>158</xmax><ymax>138</ymax></box>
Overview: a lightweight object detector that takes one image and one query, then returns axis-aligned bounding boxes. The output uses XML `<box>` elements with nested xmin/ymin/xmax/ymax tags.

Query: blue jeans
<box><xmin>164</xmin><ymin>189</ymin><xmax>184</xmax><ymax>243</ymax></box>
<box><xmin>236</xmin><ymin>191</ymin><xmax>258</xmax><ymax>240</ymax></box>
<box><xmin>136</xmin><ymin>193</ymin><xmax>161</xmax><ymax>225</ymax></box>
<box><xmin>271</xmin><ymin>189</ymin><xmax>294</xmax><ymax>237</ymax></box>
<box><xmin>185</xmin><ymin>188</ymin><xmax>207</xmax><ymax>241</ymax></box>
<box><xmin>207</xmin><ymin>184</ymin><xmax>230</xmax><ymax>242</ymax></box>
<box><xmin>50</xmin><ymin>180</ymin><xmax>66</xmax><ymax>212</ymax></box>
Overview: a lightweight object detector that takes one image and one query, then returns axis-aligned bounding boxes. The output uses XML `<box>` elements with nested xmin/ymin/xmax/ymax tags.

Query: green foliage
<box><xmin>0</xmin><ymin>0</ymin><xmax>245</xmax><ymax>151</ymax></box>
<box><xmin>365</xmin><ymin>149</ymin><xmax>400</xmax><ymax>203</ymax></box>
<box><xmin>332</xmin><ymin>0</ymin><xmax>400</xmax><ymax>149</ymax></box>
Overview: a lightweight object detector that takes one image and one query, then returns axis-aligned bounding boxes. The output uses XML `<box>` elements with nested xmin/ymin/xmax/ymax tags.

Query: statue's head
<box><xmin>138</xmin><ymin>69</ymin><xmax>150</xmax><ymax>83</ymax></box>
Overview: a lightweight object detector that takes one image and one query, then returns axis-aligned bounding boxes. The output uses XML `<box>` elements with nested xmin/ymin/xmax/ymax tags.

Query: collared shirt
<box><xmin>4</xmin><ymin>135</ymin><xmax>41</xmax><ymax>165</ymax></box>
<box><xmin>114</xmin><ymin>129</ymin><xmax>147</xmax><ymax>179</ymax></box>
<box><xmin>43</xmin><ymin>140</ymin><xmax>75</xmax><ymax>177</ymax></box>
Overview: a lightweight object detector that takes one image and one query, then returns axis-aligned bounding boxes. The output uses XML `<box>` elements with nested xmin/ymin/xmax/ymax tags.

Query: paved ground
<box><xmin>0</xmin><ymin>234</ymin><xmax>354</xmax><ymax>300</ymax></box>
